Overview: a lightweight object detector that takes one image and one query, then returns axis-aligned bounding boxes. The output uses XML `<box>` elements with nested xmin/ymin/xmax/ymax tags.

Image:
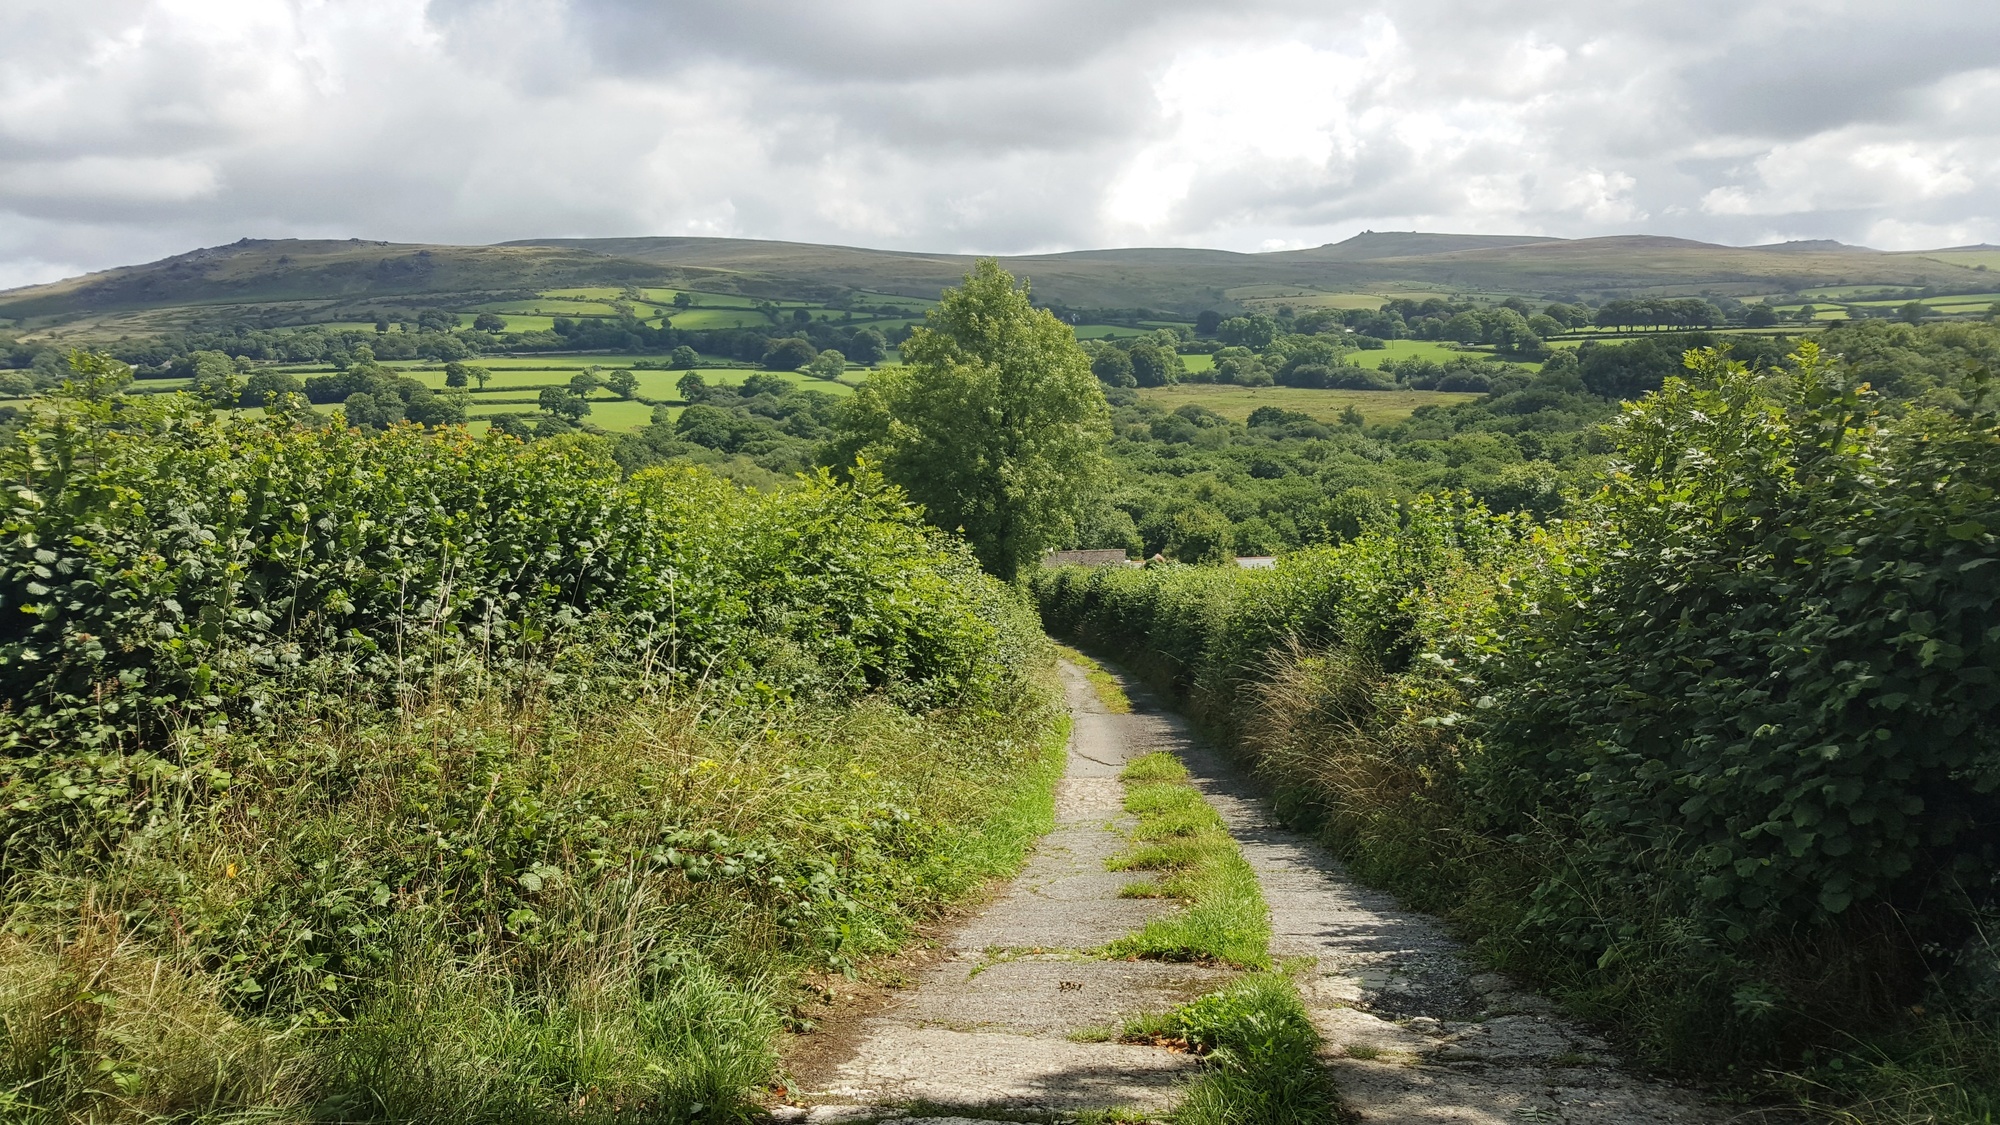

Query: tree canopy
<box><xmin>824</xmin><ymin>259</ymin><xmax>1111</xmax><ymax>581</ymax></box>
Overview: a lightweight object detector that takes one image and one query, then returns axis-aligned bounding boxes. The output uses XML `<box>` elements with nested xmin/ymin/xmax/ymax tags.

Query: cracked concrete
<box><xmin>795</xmin><ymin>661</ymin><xmax>1726</xmax><ymax>1123</ymax></box>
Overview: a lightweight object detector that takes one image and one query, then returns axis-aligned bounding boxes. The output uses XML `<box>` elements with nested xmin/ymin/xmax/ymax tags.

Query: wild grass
<box><xmin>0</xmin><ymin>672</ymin><xmax>1067</xmax><ymax>1123</ymax></box>
<box><xmin>1054</xmin><ymin>644</ymin><xmax>1132</xmax><ymax>714</ymax></box>
<box><xmin>1102</xmin><ymin>753</ymin><xmax>1268</xmax><ymax>970</ymax></box>
<box><xmin>1121</xmin><ymin>974</ymin><xmax>1335</xmax><ymax>1125</ymax></box>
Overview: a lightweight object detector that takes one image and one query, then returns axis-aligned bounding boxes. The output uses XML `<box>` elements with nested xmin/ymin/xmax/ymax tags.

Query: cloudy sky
<box><xmin>2</xmin><ymin>0</ymin><xmax>1997</xmax><ymax>289</ymax></box>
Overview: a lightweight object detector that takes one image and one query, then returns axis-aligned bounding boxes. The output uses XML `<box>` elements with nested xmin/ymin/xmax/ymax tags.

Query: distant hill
<box><xmin>3</xmin><ymin>230</ymin><xmax>1992</xmax><ymax>333</ymax></box>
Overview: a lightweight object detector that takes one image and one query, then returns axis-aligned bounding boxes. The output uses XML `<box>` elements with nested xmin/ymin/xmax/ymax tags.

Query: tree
<box><xmin>763</xmin><ymin>337</ymin><xmax>817</xmax><ymax>371</ymax></box>
<box><xmin>1217</xmin><ymin>315</ymin><xmax>1277</xmax><ymax>349</ymax></box>
<box><xmin>187</xmin><ymin>351</ymin><xmax>244</xmax><ymax>408</ymax></box>
<box><xmin>846</xmin><ymin>328</ymin><xmax>887</xmax><ymax>365</ymax></box>
<box><xmin>670</xmin><ymin>345</ymin><xmax>700</xmax><ymax>369</ymax></box>
<box><xmin>1127</xmin><ymin>343</ymin><xmax>1179</xmax><ymax>387</ymax></box>
<box><xmin>824</xmin><ymin>259</ymin><xmax>1112</xmax><ymax>581</ymax></box>
<box><xmin>1091</xmin><ymin>347</ymin><xmax>1135</xmax><ymax>387</ymax></box>
<box><xmin>677</xmin><ymin>372</ymin><xmax>708</xmax><ymax>403</ymax></box>
<box><xmin>1195</xmin><ymin>310</ymin><xmax>1223</xmax><ymax>335</ymax></box>
<box><xmin>407</xmin><ymin>387</ymin><xmax>468</xmax><ymax>427</ymax></box>
<box><xmin>569</xmin><ymin>372</ymin><xmax>601</xmax><ymax>397</ymax></box>
<box><xmin>673</xmin><ymin>292</ymin><xmax>695</xmax><ymax>309</ymax></box>
<box><xmin>443</xmin><ymin>361</ymin><xmax>471</xmax><ymax>387</ymax></box>
<box><xmin>240</xmin><ymin>369</ymin><xmax>303</xmax><ymax>408</ymax></box>
<box><xmin>1901</xmin><ymin>301</ymin><xmax>1930</xmax><ymax>325</ymax></box>
<box><xmin>472</xmin><ymin>313</ymin><xmax>507</xmax><ymax>333</ymax></box>
<box><xmin>1744</xmin><ymin>304</ymin><xmax>1779</xmax><ymax>328</ymax></box>
<box><xmin>605</xmin><ymin>369</ymin><xmax>639</xmax><ymax>399</ymax></box>
<box><xmin>343</xmin><ymin>392</ymin><xmax>397</xmax><ymax>430</ymax></box>
<box><xmin>539</xmin><ymin>387</ymin><xmax>590</xmax><ymax>422</ymax></box>
<box><xmin>805</xmin><ymin>349</ymin><xmax>846</xmax><ymax>381</ymax></box>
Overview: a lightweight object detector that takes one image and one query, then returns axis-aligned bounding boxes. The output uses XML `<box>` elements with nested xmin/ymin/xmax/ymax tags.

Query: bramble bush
<box><xmin>1035</xmin><ymin>343</ymin><xmax>2000</xmax><ymax>1113</ymax></box>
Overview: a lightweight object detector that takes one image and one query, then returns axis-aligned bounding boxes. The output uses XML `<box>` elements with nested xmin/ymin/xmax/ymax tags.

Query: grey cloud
<box><xmin>1</xmin><ymin>0</ymin><xmax>1997</xmax><ymax>290</ymax></box>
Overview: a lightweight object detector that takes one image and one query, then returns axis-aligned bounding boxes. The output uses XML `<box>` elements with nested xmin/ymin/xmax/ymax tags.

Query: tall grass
<box><xmin>0</xmin><ymin>671</ymin><xmax>1067</xmax><ymax>1122</ymax></box>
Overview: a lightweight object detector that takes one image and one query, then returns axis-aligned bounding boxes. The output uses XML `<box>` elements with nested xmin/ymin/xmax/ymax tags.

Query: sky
<box><xmin>2</xmin><ymin>0</ymin><xmax>1997</xmax><ymax>290</ymax></box>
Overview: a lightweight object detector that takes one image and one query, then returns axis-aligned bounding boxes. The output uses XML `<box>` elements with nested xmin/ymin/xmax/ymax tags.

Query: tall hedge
<box><xmin>1033</xmin><ymin>344</ymin><xmax>2000</xmax><ymax>1070</ymax></box>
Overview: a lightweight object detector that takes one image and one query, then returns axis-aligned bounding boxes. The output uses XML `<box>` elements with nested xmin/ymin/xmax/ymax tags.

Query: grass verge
<box><xmin>0</xmin><ymin>679</ymin><xmax>1070</xmax><ymax>1124</ymax></box>
<box><xmin>1102</xmin><ymin>753</ymin><xmax>1268</xmax><ymax>968</ymax></box>
<box><xmin>1055</xmin><ymin>644</ymin><xmax>1133</xmax><ymax>713</ymax></box>
<box><xmin>1122</xmin><ymin>974</ymin><xmax>1337</xmax><ymax>1125</ymax></box>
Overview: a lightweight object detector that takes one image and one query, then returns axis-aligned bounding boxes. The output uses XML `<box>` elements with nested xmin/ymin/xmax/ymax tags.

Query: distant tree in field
<box><xmin>374</xmin><ymin>316</ymin><xmax>390</xmax><ymax>334</ymax></box>
<box><xmin>824</xmin><ymin>258</ymin><xmax>1112</xmax><ymax>581</ymax></box>
<box><xmin>791</xmin><ymin>308</ymin><xmax>812</xmax><ymax>326</ymax></box>
<box><xmin>188</xmin><ymin>351</ymin><xmax>244</xmax><ymax>408</ymax></box>
<box><xmin>443</xmin><ymin>361</ymin><xmax>471</xmax><ymax>387</ymax></box>
<box><xmin>343</xmin><ymin>392</ymin><xmax>396</xmax><ymax>430</ymax></box>
<box><xmin>1798</xmin><ymin>304</ymin><xmax>1819</xmax><ymax>323</ymax></box>
<box><xmin>470</xmin><ymin>367</ymin><xmax>491</xmax><ymax>391</ymax></box>
<box><xmin>1091</xmin><ymin>347</ymin><xmax>1135</xmax><ymax>387</ymax></box>
<box><xmin>1339</xmin><ymin>405</ymin><xmax>1365</xmax><ymax>428</ymax></box>
<box><xmin>569</xmin><ymin>372</ymin><xmax>601</xmax><ymax>397</ymax></box>
<box><xmin>1195</xmin><ymin>310</ymin><xmax>1223</xmax><ymax>335</ymax></box>
<box><xmin>1901</xmin><ymin>301</ymin><xmax>1930</xmax><ymax>324</ymax></box>
<box><xmin>805</xmin><ymin>349</ymin><xmax>846</xmax><ymax>381</ymax></box>
<box><xmin>677</xmin><ymin>372</ymin><xmax>708</xmax><ymax>403</ymax></box>
<box><xmin>1127</xmin><ymin>343</ymin><xmax>1179</xmax><ymax>387</ymax></box>
<box><xmin>1217</xmin><ymin>315</ymin><xmax>1277</xmax><ymax>349</ymax></box>
<box><xmin>1444</xmin><ymin>311</ymin><xmax>1483</xmax><ymax>342</ymax></box>
<box><xmin>1163</xmin><ymin>505</ymin><xmax>1234</xmax><ymax>565</ymax></box>
<box><xmin>407</xmin><ymin>388</ymin><xmax>468</xmax><ymax>427</ymax></box>
<box><xmin>846</xmin><ymin>328</ymin><xmax>887</xmax><ymax>365</ymax></box>
<box><xmin>1744</xmin><ymin>304</ymin><xmax>1779</xmax><ymax>327</ymax></box>
<box><xmin>763</xmin><ymin>337</ymin><xmax>817</xmax><ymax>371</ymax></box>
<box><xmin>239</xmin><ymin>370</ymin><xmax>303</xmax><ymax>409</ymax></box>
<box><xmin>472</xmin><ymin>313</ymin><xmax>506</xmax><ymax>332</ymax></box>
<box><xmin>1528</xmin><ymin>313</ymin><xmax>1565</xmax><ymax>338</ymax></box>
<box><xmin>605</xmin><ymin>369</ymin><xmax>639</xmax><ymax>399</ymax></box>
<box><xmin>673</xmin><ymin>292</ymin><xmax>695</xmax><ymax>309</ymax></box>
<box><xmin>539</xmin><ymin>387</ymin><xmax>590</xmax><ymax>422</ymax></box>
<box><xmin>670</xmin><ymin>345</ymin><xmax>700</xmax><ymax>369</ymax></box>
<box><xmin>415</xmin><ymin>309</ymin><xmax>457</xmax><ymax>332</ymax></box>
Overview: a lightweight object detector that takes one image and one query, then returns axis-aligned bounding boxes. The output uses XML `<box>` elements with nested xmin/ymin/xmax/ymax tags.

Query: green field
<box><xmin>1916</xmin><ymin>249</ymin><xmax>2000</xmax><ymax>271</ymax></box>
<box><xmin>667</xmin><ymin>308</ymin><xmax>779</xmax><ymax>330</ymax></box>
<box><xmin>1137</xmin><ymin>384</ymin><xmax>1479</xmax><ymax>426</ymax></box>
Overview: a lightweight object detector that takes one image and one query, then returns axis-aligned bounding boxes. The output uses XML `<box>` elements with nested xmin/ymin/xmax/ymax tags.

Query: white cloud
<box><xmin>0</xmin><ymin>0</ymin><xmax>1996</xmax><ymax>287</ymax></box>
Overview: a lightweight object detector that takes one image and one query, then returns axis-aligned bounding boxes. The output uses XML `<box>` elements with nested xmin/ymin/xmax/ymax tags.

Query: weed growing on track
<box><xmin>1103</xmin><ymin>753</ymin><xmax>1267</xmax><ymax>968</ymax></box>
<box><xmin>1054</xmin><ymin>644</ymin><xmax>1132</xmax><ymax>713</ymax></box>
<box><xmin>1122</xmin><ymin>974</ymin><xmax>1336</xmax><ymax>1125</ymax></box>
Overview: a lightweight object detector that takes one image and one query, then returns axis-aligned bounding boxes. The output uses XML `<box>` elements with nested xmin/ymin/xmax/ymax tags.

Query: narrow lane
<box><xmin>795</xmin><ymin>661</ymin><xmax>1725</xmax><ymax>1124</ymax></box>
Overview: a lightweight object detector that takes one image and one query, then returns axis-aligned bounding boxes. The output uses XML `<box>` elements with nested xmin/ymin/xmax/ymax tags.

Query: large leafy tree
<box><xmin>825</xmin><ymin>259</ymin><xmax>1111</xmax><ymax>581</ymax></box>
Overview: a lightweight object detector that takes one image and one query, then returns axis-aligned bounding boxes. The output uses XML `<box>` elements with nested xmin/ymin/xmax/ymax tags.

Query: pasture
<box><xmin>1138</xmin><ymin>384</ymin><xmax>1480</xmax><ymax>426</ymax></box>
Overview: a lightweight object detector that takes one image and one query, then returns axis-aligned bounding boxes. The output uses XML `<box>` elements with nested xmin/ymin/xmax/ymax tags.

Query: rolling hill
<box><xmin>2</xmin><ymin>230</ymin><xmax>1991</xmax><ymax>337</ymax></box>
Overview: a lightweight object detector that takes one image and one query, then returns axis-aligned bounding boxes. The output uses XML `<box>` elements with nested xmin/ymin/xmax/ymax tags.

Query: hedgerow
<box><xmin>1034</xmin><ymin>343</ymin><xmax>2000</xmax><ymax>1115</ymax></box>
<box><xmin>0</xmin><ymin>356</ymin><xmax>1032</xmax><ymax>873</ymax></box>
<box><xmin>0</xmin><ymin>354</ymin><xmax>1064</xmax><ymax>1123</ymax></box>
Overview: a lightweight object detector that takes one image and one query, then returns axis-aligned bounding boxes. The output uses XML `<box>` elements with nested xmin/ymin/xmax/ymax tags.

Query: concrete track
<box><xmin>792</xmin><ymin>662</ymin><xmax>1724</xmax><ymax>1124</ymax></box>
